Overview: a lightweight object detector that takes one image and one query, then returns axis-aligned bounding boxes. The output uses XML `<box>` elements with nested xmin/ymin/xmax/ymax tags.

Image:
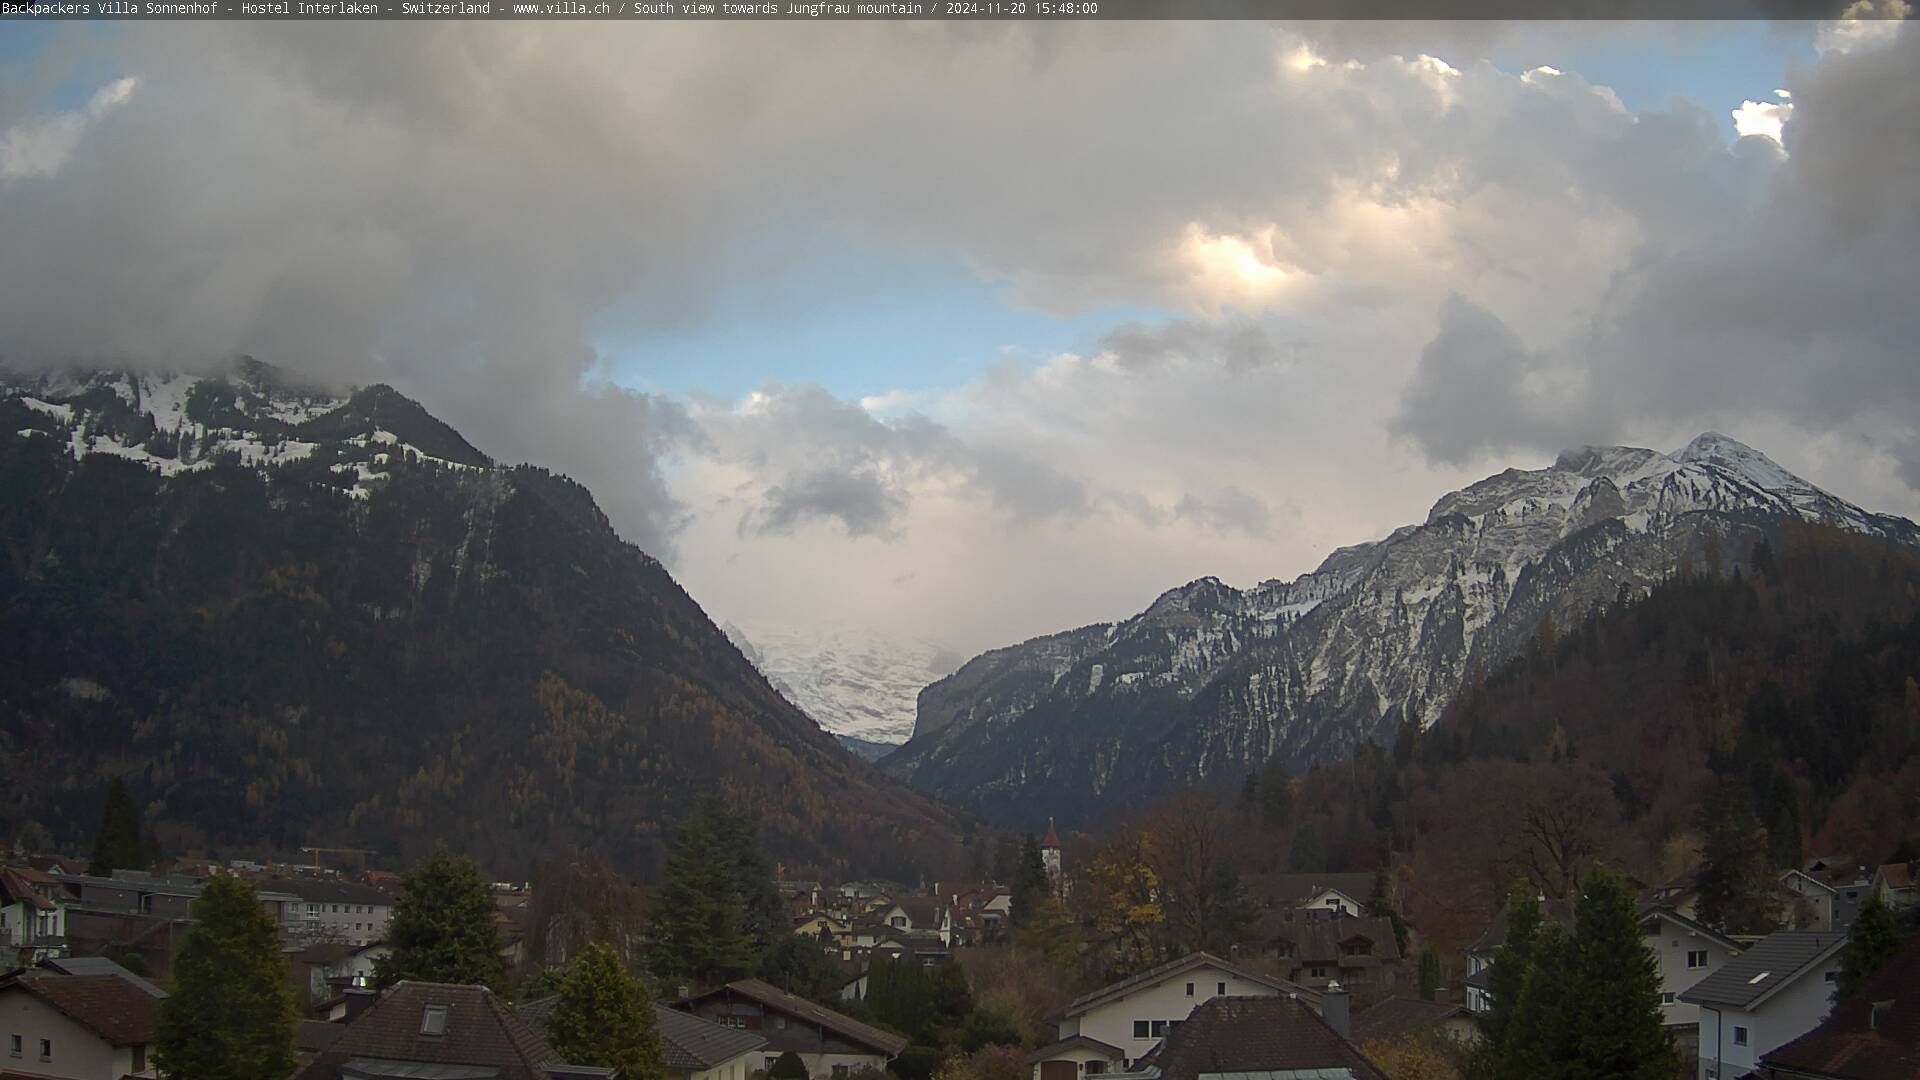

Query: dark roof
<box><xmin>889</xmin><ymin>896</ymin><xmax>948</xmax><ymax>926</ymax></box>
<box><xmin>0</xmin><ymin>868</ymin><xmax>56</xmax><ymax>911</ymax></box>
<box><xmin>1639</xmin><ymin>905</ymin><xmax>1747</xmax><ymax>955</ymax></box>
<box><xmin>269</xmin><ymin>878</ymin><xmax>395</xmax><ymax>906</ymax></box>
<box><xmin>0</xmin><ymin>971</ymin><xmax>160</xmax><ymax>1045</ymax></box>
<box><xmin>294</xmin><ymin>941</ymin><xmax>364</xmax><ymax>966</ymax></box>
<box><xmin>654</xmin><ymin>1004</ymin><xmax>769</xmax><ymax>1070</ymax></box>
<box><xmin>1026</xmin><ymin>1035</ymin><xmax>1126</xmax><ymax>1064</ymax></box>
<box><xmin>1057</xmin><ymin>952</ymin><xmax>1318</xmax><ymax>1020</ymax></box>
<box><xmin>1264</xmin><ymin>874</ymin><xmax>1377</xmax><ymax>907</ymax></box>
<box><xmin>1352</xmin><ymin>998</ymin><xmax>1469</xmax><ymax>1043</ymax></box>
<box><xmin>1679</xmin><ymin>931</ymin><xmax>1847</xmax><ymax>1010</ymax></box>
<box><xmin>1875</xmin><ymin>863</ymin><xmax>1919</xmax><ymax>892</ymax></box>
<box><xmin>301</xmin><ymin>1019</ymin><xmax>347</xmax><ymax>1054</ymax></box>
<box><xmin>293</xmin><ymin>982</ymin><xmax>558</xmax><ymax>1080</ymax></box>
<box><xmin>1042</xmin><ymin>819</ymin><xmax>1061</xmax><ymax>849</ymax></box>
<box><xmin>37</xmin><ymin>956</ymin><xmax>168</xmax><ymax>998</ymax></box>
<box><xmin>1151</xmin><ymin>996</ymin><xmax>1388</xmax><ymax>1080</ymax></box>
<box><xmin>1465</xmin><ymin>899</ymin><xmax>1577</xmax><ymax>956</ymax></box>
<box><xmin>679</xmin><ymin>979</ymin><xmax>908</xmax><ymax>1057</ymax></box>
<box><xmin>1265</xmin><ymin>916</ymin><xmax>1404</xmax><ymax>964</ymax></box>
<box><xmin>1763</xmin><ymin>933</ymin><xmax>1920</xmax><ymax>1080</ymax></box>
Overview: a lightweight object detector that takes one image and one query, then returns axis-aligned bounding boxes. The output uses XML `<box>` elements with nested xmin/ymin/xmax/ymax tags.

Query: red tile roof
<box><xmin>1762</xmin><ymin>934</ymin><xmax>1920</xmax><ymax>1080</ymax></box>
<box><xmin>0</xmin><ymin>972</ymin><xmax>159</xmax><ymax>1046</ymax></box>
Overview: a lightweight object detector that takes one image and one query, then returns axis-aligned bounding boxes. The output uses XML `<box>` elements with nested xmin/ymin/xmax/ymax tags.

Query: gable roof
<box><xmin>1026</xmin><ymin>1035</ymin><xmax>1126</xmax><ymax>1065</ymax></box>
<box><xmin>1874</xmin><ymin>862</ymin><xmax>1919</xmax><ymax>892</ymax></box>
<box><xmin>679</xmin><ymin>979</ymin><xmax>908</xmax><ymax>1057</ymax></box>
<box><xmin>1151</xmin><ymin>996</ymin><xmax>1388</xmax><ymax>1080</ymax></box>
<box><xmin>1465</xmin><ymin>899</ymin><xmax>1577</xmax><ymax>957</ymax></box>
<box><xmin>1762</xmin><ymin>933</ymin><xmax>1920</xmax><ymax>1080</ymax></box>
<box><xmin>1351</xmin><ymin>998</ymin><xmax>1468</xmax><ymax>1044</ymax></box>
<box><xmin>36</xmin><ymin>955</ymin><xmax>168</xmax><ymax>998</ymax></box>
<box><xmin>1264</xmin><ymin>874</ymin><xmax>1376</xmax><ymax>908</ymax></box>
<box><xmin>0</xmin><ymin>971</ymin><xmax>160</xmax><ymax>1046</ymax></box>
<box><xmin>293</xmin><ymin>982</ymin><xmax>558</xmax><ymax>1080</ymax></box>
<box><xmin>1057</xmin><ymin>952</ymin><xmax>1319</xmax><ymax>1021</ymax></box>
<box><xmin>1638</xmin><ymin>905</ymin><xmax>1746</xmax><ymax>955</ymax></box>
<box><xmin>1679</xmin><ymin>931</ymin><xmax>1847</xmax><ymax>1011</ymax></box>
<box><xmin>1264</xmin><ymin>917</ymin><xmax>1403</xmax><ymax>965</ymax></box>
<box><xmin>0</xmin><ymin>868</ymin><xmax>56</xmax><ymax>911</ymax></box>
<box><xmin>889</xmin><ymin>896</ymin><xmax>948</xmax><ymax>926</ymax></box>
<box><xmin>654</xmin><ymin>1004</ymin><xmax>770</xmax><ymax>1070</ymax></box>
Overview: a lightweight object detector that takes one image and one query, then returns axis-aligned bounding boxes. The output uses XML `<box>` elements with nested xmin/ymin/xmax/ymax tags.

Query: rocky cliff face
<box><xmin>883</xmin><ymin>435</ymin><xmax>1920</xmax><ymax>826</ymax></box>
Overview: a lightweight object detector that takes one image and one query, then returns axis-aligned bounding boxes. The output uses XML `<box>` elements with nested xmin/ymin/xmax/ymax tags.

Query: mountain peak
<box><xmin>1673</xmin><ymin>431</ymin><xmax>1806</xmax><ymax>493</ymax></box>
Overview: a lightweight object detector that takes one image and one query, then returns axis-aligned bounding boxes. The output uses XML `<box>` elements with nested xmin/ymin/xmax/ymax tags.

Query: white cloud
<box><xmin>0</xmin><ymin>76</ymin><xmax>138</xmax><ymax>181</ymax></box>
<box><xmin>1732</xmin><ymin>97</ymin><xmax>1793</xmax><ymax>144</ymax></box>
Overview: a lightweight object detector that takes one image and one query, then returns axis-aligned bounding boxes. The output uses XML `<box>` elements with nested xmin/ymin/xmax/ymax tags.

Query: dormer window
<box><xmin>421</xmin><ymin>1004</ymin><xmax>450</xmax><ymax>1036</ymax></box>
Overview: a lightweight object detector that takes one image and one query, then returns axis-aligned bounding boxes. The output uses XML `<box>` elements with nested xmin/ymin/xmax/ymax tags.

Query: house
<box><xmin>1761</xmin><ymin>932</ymin><xmax>1920</xmax><ymax>1079</ymax></box>
<box><xmin>521</xmin><ymin>998</ymin><xmax>767</xmax><ymax>1080</ymax></box>
<box><xmin>1259</xmin><ymin>913</ymin><xmax>1405</xmax><ymax>998</ymax></box>
<box><xmin>1461</xmin><ymin>897</ymin><xmax>1575</xmax><ymax>1015</ymax></box>
<box><xmin>1144</xmin><ymin>992</ymin><xmax>1386</xmax><ymax>1080</ymax></box>
<box><xmin>31</xmin><ymin>957</ymin><xmax>165</xmax><ymax>1000</ymax></box>
<box><xmin>1262</xmin><ymin>873</ymin><xmax>1377</xmax><ymax>918</ymax></box>
<box><xmin>872</xmin><ymin>898</ymin><xmax>952</xmax><ymax>946</ymax></box>
<box><xmin>291</xmin><ymin>980</ymin><xmax>608</xmax><ymax>1080</ymax></box>
<box><xmin>290</xmin><ymin>939</ymin><xmax>389</xmax><ymax>1004</ymax></box>
<box><xmin>1648</xmin><ymin>867</ymin><xmax>1709</xmax><ymax>922</ymax></box>
<box><xmin>1640</xmin><ymin>905</ymin><xmax>1749</xmax><ymax>1047</ymax></box>
<box><xmin>0</xmin><ymin>868</ymin><xmax>67</xmax><ymax>966</ymax></box>
<box><xmin>1353</xmin><ymin>997</ymin><xmax>1476</xmax><ymax>1046</ymax></box>
<box><xmin>270</xmin><ymin>878</ymin><xmax>395</xmax><ymax>946</ymax></box>
<box><xmin>1783</xmin><ymin>860</ymin><xmax>1876</xmax><ymax>932</ymax></box>
<box><xmin>0</xmin><ymin>969</ymin><xmax>161</xmax><ymax>1079</ymax></box>
<box><xmin>675</xmin><ymin>978</ymin><xmax>907</xmax><ymax>1079</ymax></box>
<box><xmin>1028</xmin><ymin>951</ymin><xmax>1320</xmax><ymax>1080</ymax></box>
<box><xmin>1679</xmin><ymin>930</ymin><xmax>1848</xmax><ymax>1080</ymax></box>
<box><xmin>1869</xmin><ymin>862</ymin><xmax>1918</xmax><ymax>915</ymax></box>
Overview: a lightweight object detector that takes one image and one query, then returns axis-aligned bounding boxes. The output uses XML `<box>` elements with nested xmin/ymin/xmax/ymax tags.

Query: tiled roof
<box><xmin>1639</xmin><ymin>905</ymin><xmax>1746</xmax><ymax>954</ymax></box>
<box><xmin>300</xmin><ymin>1018</ymin><xmax>347</xmax><ymax>1054</ymax></box>
<box><xmin>1151</xmin><ymin>996</ymin><xmax>1388</xmax><ymax>1080</ymax></box>
<box><xmin>293</xmin><ymin>982</ymin><xmax>558</xmax><ymax>1080</ymax></box>
<box><xmin>0</xmin><ymin>972</ymin><xmax>160</xmax><ymax>1045</ymax></box>
<box><xmin>1263</xmin><ymin>916</ymin><xmax>1403</xmax><ymax>965</ymax></box>
<box><xmin>1875</xmin><ymin>863</ymin><xmax>1918</xmax><ymax>892</ymax></box>
<box><xmin>1262</xmin><ymin>874</ymin><xmax>1377</xmax><ymax>907</ymax></box>
<box><xmin>1762</xmin><ymin>933</ymin><xmax>1920</xmax><ymax>1080</ymax></box>
<box><xmin>1056</xmin><ymin>952</ymin><xmax>1318</xmax><ymax>1020</ymax></box>
<box><xmin>680</xmin><ymin>979</ymin><xmax>908</xmax><ymax>1057</ymax></box>
<box><xmin>1679</xmin><ymin>931</ymin><xmax>1847</xmax><ymax>1010</ymax></box>
<box><xmin>1026</xmin><ymin>1035</ymin><xmax>1126</xmax><ymax>1064</ymax></box>
<box><xmin>269</xmin><ymin>878</ymin><xmax>396</xmax><ymax>907</ymax></box>
<box><xmin>890</xmin><ymin>896</ymin><xmax>948</xmax><ymax>926</ymax></box>
<box><xmin>1464</xmin><ymin>899</ymin><xmax>1577</xmax><ymax>957</ymax></box>
<box><xmin>654</xmin><ymin>1004</ymin><xmax>768</xmax><ymax>1070</ymax></box>
<box><xmin>1351</xmin><ymin>998</ymin><xmax>1467</xmax><ymax>1044</ymax></box>
<box><xmin>0</xmin><ymin>868</ymin><xmax>56</xmax><ymax>911</ymax></box>
<box><xmin>37</xmin><ymin>956</ymin><xmax>168</xmax><ymax>998</ymax></box>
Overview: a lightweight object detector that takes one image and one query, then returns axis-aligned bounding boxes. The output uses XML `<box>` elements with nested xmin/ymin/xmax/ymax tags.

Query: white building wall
<box><xmin>1644</xmin><ymin>921</ymin><xmax>1740</xmax><ymax>1030</ymax></box>
<box><xmin>1696</xmin><ymin>955</ymin><xmax>1840</xmax><ymax>1080</ymax></box>
<box><xmin>298</xmin><ymin>900</ymin><xmax>391</xmax><ymax>946</ymax></box>
<box><xmin>0</xmin><ymin>989</ymin><xmax>151</xmax><ymax>1079</ymax></box>
<box><xmin>689</xmin><ymin>1049</ymin><xmax>760</xmax><ymax>1080</ymax></box>
<box><xmin>1028</xmin><ymin>1044</ymin><xmax>1119</xmax><ymax>1080</ymax></box>
<box><xmin>1065</xmin><ymin>966</ymin><xmax>1285</xmax><ymax>1064</ymax></box>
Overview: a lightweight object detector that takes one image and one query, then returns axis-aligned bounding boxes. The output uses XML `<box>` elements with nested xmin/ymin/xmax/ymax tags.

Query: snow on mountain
<box><xmin>724</xmin><ymin>621</ymin><xmax>964</xmax><ymax>745</ymax></box>
<box><xmin>888</xmin><ymin>434</ymin><xmax>1920</xmax><ymax>826</ymax></box>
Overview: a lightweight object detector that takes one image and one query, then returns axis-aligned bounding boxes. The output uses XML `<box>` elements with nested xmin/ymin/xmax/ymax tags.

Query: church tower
<box><xmin>1041</xmin><ymin>817</ymin><xmax>1062</xmax><ymax>890</ymax></box>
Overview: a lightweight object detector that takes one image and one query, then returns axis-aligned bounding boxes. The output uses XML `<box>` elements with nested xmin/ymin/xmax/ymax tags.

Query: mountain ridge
<box><xmin>883</xmin><ymin>433</ymin><xmax>1920</xmax><ymax>826</ymax></box>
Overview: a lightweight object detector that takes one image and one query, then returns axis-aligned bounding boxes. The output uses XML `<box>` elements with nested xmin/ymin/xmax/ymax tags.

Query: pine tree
<box><xmin>154</xmin><ymin>876</ymin><xmax>296</xmax><ymax>1080</ymax></box>
<box><xmin>89</xmin><ymin>778</ymin><xmax>145</xmax><ymax>876</ymax></box>
<box><xmin>1567</xmin><ymin>869</ymin><xmax>1673</xmax><ymax>1080</ymax></box>
<box><xmin>375</xmin><ymin>847</ymin><xmax>508</xmax><ymax>991</ymax></box>
<box><xmin>1696</xmin><ymin>780</ymin><xmax>1777</xmax><ymax>934</ymax></box>
<box><xmin>1834</xmin><ymin>893</ymin><xmax>1903</xmax><ymax>1003</ymax></box>
<box><xmin>707</xmin><ymin>799</ymin><xmax>787</xmax><ymax>968</ymax></box>
<box><xmin>1479</xmin><ymin>883</ymin><xmax>1540</xmax><ymax>1055</ymax></box>
<box><xmin>1009</xmin><ymin>834</ymin><xmax>1050</xmax><ymax>928</ymax></box>
<box><xmin>1285</xmin><ymin>818</ymin><xmax>1325</xmax><ymax>873</ymax></box>
<box><xmin>547</xmin><ymin>941</ymin><xmax>668</xmax><ymax>1080</ymax></box>
<box><xmin>1498</xmin><ymin>921</ymin><xmax>1575</xmax><ymax>1080</ymax></box>
<box><xmin>647</xmin><ymin>809</ymin><xmax>752</xmax><ymax>988</ymax></box>
<box><xmin>1417</xmin><ymin>948</ymin><xmax>1441</xmax><ymax>1001</ymax></box>
<box><xmin>769</xmin><ymin>1051</ymin><xmax>810</xmax><ymax>1080</ymax></box>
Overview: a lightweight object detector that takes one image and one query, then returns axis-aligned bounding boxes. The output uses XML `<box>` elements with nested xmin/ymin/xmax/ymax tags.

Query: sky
<box><xmin>1</xmin><ymin>13</ymin><xmax>1916</xmax><ymax>659</ymax></box>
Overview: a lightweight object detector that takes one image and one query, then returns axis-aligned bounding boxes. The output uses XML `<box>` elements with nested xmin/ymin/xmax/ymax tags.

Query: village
<box><xmin>3</xmin><ymin>804</ymin><xmax>1917</xmax><ymax>1080</ymax></box>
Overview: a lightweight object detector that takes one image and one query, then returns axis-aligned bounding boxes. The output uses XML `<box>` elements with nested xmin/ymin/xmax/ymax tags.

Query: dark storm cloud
<box><xmin>745</xmin><ymin>468</ymin><xmax>905</xmax><ymax>539</ymax></box>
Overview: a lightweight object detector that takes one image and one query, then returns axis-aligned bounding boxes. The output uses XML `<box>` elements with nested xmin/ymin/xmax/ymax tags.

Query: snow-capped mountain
<box><xmin>724</xmin><ymin>621</ymin><xmax>963</xmax><ymax>746</ymax></box>
<box><xmin>884</xmin><ymin>434</ymin><xmax>1920</xmax><ymax>826</ymax></box>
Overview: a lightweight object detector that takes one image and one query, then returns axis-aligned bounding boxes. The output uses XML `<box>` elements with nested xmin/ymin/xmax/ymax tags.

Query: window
<box><xmin>1687</xmin><ymin>950</ymin><xmax>1708</xmax><ymax>969</ymax></box>
<box><xmin>767</xmin><ymin>1058</ymin><xmax>781</xmax><ymax>1071</ymax></box>
<box><xmin>1661</xmin><ymin>993</ymin><xmax>1676</xmax><ymax>1006</ymax></box>
<box><xmin>134</xmin><ymin>1046</ymin><xmax>146</xmax><ymax>1072</ymax></box>
<box><xmin>1310</xmin><ymin>967</ymin><xmax>1328</xmax><ymax>979</ymax></box>
<box><xmin>9</xmin><ymin>1033</ymin><xmax>20</xmax><ymax>1057</ymax></box>
<box><xmin>420</xmin><ymin>1005</ymin><xmax>449</xmax><ymax>1036</ymax></box>
<box><xmin>39</xmin><ymin>1039</ymin><xmax>51</xmax><ymax>1061</ymax></box>
<box><xmin>1185</xmin><ymin>982</ymin><xmax>1194</xmax><ymax>997</ymax></box>
<box><xmin>1150</xmin><ymin>1021</ymin><xmax>1167</xmax><ymax>1037</ymax></box>
<box><xmin>1732</xmin><ymin>1026</ymin><xmax>1748</xmax><ymax>1047</ymax></box>
<box><xmin>775</xmin><ymin>1017</ymin><xmax>787</xmax><ymax>1030</ymax></box>
<box><xmin>1133</xmin><ymin>1021</ymin><xmax>1150</xmax><ymax>1039</ymax></box>
<box><xmin>833</xmin><ymin>1068</ymin><xmax>849</xmax><ymax>1079</ymax></box>
<box><xmin>1216</xmin><ymin>982</ymin><xmax>1226</xmax><ymax>995</ymax></box>
<box><xmin>1825</xmin><ymin>971</ymin><xmax>1838</xmax><ymax>982</ymax></box>
<box><xmin>1085</xmin><ymin>1065</ymin><xmax>1105</xmax><ymax>1076</ymax></box>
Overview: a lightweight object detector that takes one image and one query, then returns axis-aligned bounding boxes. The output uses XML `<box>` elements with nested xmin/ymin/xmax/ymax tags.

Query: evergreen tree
<box><xmin>547</xmin><ymin>941</ymin><xmax>668</xmax><ymax>1080</ymax></box>
<box><xmin>1285</xmin><ymin>819</ymin><xmax>1325</xmax><ymax>874</ymax></box>
<box><xmin>1497</xmin><ymin>921</ymin><xmax>1575</xmax><ymax>1080</ymax></box>
<box><xmin>647</xmin><ymin>810</ymin><xmax>752</xmax><ymax>989</ymax></box>
<box><xmin>1009</xmin><ymin>834</ymin><xmax>1050</xmax><ymax>928</ymax></box>
<box><xmin>1567</xmin><ymin>869</ymin><xmax>1673</xmax><ymax>1080</ymax></box>
<box><xmin>769</xmin><ymin>1051</ymin><xmax>810</xmax><ymax>1080</ymax></box>
<box><xmin>1417</xmin><ymin>948</ymin><xmax>1441</xmax><ymax>1002</ymax></box>
<box><xmin>707</xmin><ymin>798</ymin><xmax>787</xmax><ymax>967</ymax></box>
<box><xmin>1764</xmin><ymin>774</ymin><xmax>1804</xmax><ymax>877</ymax></box>
<box><xmin>153</xmin><ymin>876</ymin><xmax>296</xmax><ymax>1080</ymax></box>
<box><xmin>1258</xmin><ymin>759</ymin><xmax>1293</xmax><ymax>827</ymax></box>
<box><xmin>375</xmin><ymin>847</ymin><xmax>508</xmax><ymax>991</ymax></box>
<box><xmin>760</xmin><ymin>934</ymin><xmax>844</xmax><ymax>1002</ymax></box>
<box><xmin>88</xmin><ymin>778</ymin><xmax>145</xmax><ymax>876</ymax></box>
<box><xmin>1834</xmin><ymin>893</ymin><xmax>1904</xmax><ymax>1003</ymax></box>
<box><xmin>931</xmin><ymin>958</ymin><xmax>975</xmax><ymax>1032</ymax></box>
<box><xmin>1696</xmin><ymin>780</ymin><xmax>1778</xmax><ymax>934</ymax></box>
<box><xmin>866</xmin><ymin>954</ymin><xmax>937</xmax><ymax>1041</ymax></box>
<box><xmin>1479</xmin><ymin>883</ymin><xmax>1540</xmax><ymax>1056</ymax></box>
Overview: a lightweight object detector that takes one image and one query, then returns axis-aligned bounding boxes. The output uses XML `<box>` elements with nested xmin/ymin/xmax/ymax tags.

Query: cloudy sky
<box><xmin>1</xmin><ymin>14</ymin><xmax>1915</xmax><ymax>657</ymax></box>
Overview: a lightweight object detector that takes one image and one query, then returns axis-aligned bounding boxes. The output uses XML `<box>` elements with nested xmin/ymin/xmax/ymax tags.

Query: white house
<box><xmin>1679</xmin><ymin>930</ymin><xmax>1847</xmax><ymax>1080</ymax></box>
<box><xmin>1870</xmin><ymin>861</ymin><xmax>1917</xmax><ymax>914</ymax></box>
<box><xmin>654</xmin><ymin>1005</ymin><xmax>769</xmax><ymax>1080</ymax></box>
<box><xmin>1027</xmin><ymin>952</ymin><xmax>1320</xmax><ymax>1080</ymax></box>
<box><xmin>0</xmin><ymin>867</ymin><xmax>67</xmax><ymax>965</ymax></box>
<box><xmin>0</xmin><ymin>970</ymin><xmax>160</xmax><ymax>1079</ymax></box>
<box><xmin>677</xmin><ymin>978</ymin><xmax>907</xmax><ymax>1079</ymax></box>
<box><xmin>270</xmin><ymin>877</ymin><xmax>395</xmax><ymax>946</ymax></box>
<box><xmin>872</xmin><ymin>897</ymin><xmax>952</xmax><ymax>946</ymax></box>
<box><xmin>1639</xmin><ymin>906</ymin><xmax>1747</xmax><ymax>1042</ymax></box>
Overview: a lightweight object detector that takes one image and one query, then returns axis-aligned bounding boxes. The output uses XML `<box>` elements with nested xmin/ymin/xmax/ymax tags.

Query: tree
<box><xmin>647</xmin><ymin>808</ymin><xmax>753</xmax><ymax>989</ymax></box>
<box><xmin>1696</xmin><ymin>780</ymin><xmax>1778</xmax><ymax>934</ymax></box>
<box><xmin>1566</xmin><ymin>869</ymin><xmax>1673</xmax><ymax>1080</ymax></box>
<box><xmin>1286</xmin><ymin>818</ymin><xmax>1325</xmax><ymax>874</ymax></box>
<box><xmin>546</xmin><ymin>941</ymin><xmax>668</xmax><ymax>1080</ymax></box>
<box><xmin>1478</xmin><ymin>883</ymin><xmax>1539</xmax><ymax>1057</ymax></box>
<box><xmin>376</xmin><ymin>847</ymin><xmax>508</xmax><ymax>991</ymax></box>
<box><xmin>707</xmin><ymin>798</ymin><xmax>788</xmax><ymax>966</ymax></box>
<box><xmin>1417</xmin><ymin>949</ymin><xmax>1441</xmax><ymax>1002</ymax></box>
<box><xmin>769</xmin><ymin>1051</ymin><xmax>810</xmax><ymax>1080</ymax></box>
<box><xmin>1009</xmin><ymin>834</ymin><xmax>1050</xmax><ymax>928</ymax></box>
<box><xmin>760</xmin><ymin>934</ymin><xmax>844</xmax><ymax>1002</ymax></box>
<box><xmin>1496</xmin><ymin>921</ymin><xmax>1575</xmax><ymax>1080</ymax></box>
<box><xmin>958</xmin><ymin>1006</ymin><xmax>1023</xmax><ymax>1052</ymax></box>
<box><xmin>1258</xmin><ymin>759</ymin><xmax>1293</xmax><ymax>826</ymax></box>
<box><xmin>525</xmin><ymin>849</ymin><xmax>648</xmax><ymax>970</ymax></box>
<box><xmin>1072</xmin><ymin>829</ymin><xmax>1163</xmax><ymax>975</ymax></box>
<box><xmin>1834</xmin><ymin>893</ymin><xmax>1903</xmax><ymax>1003</ymax></box>
<box><xmin>866</xmin><ymin>954</ymin><xmax>936</xmax><ymax>1041</ymax></box>
<box><xmin>154</xmin><ymin>876</ymin><xmax>296</xmax><ymax>1080</ymax></box>
<box><xmin>89</xmin><ymin>778</ymin><xmax>145</xmax><ymax>876</ymax></box>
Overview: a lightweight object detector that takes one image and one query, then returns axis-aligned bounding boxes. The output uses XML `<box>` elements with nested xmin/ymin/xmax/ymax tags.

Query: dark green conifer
<box><xmin>154</xmin><ymin>876</ymin><xmax>296</xmax><ymax>1080</ymax></box>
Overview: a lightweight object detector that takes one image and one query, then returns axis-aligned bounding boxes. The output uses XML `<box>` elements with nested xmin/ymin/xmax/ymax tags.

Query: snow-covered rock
<box><xmin>724</xmin><ymin>621</ymin><xmax>962</xmax><ymax>745</ymax></box>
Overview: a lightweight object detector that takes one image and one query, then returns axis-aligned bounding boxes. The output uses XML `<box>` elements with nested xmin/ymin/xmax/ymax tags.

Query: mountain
<box><xmin>883</xmin><ymin>434</ymin><xmax>1920</xmax><ymax>827</ymax></box>
<box><xmin>723</xmin><ymin>621</ymin><xmax>963</xmax><ymax>746</ymax></box>
<box><xmin>0</xmin><ymin>359</ymin><xmax>963</xmax><ymax>880</ymax></box>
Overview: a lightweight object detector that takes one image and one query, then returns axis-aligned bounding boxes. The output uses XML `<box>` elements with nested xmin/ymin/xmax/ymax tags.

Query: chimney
<box><xmin>344</xmin><ymin>986</ymin><xmax>377</xmax><ymax>1022</ymax></box>
<box><xmin>1319</xmin><ymin>980</ymin><xmax>1351</xmax><ymax>1040</ymax></box>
